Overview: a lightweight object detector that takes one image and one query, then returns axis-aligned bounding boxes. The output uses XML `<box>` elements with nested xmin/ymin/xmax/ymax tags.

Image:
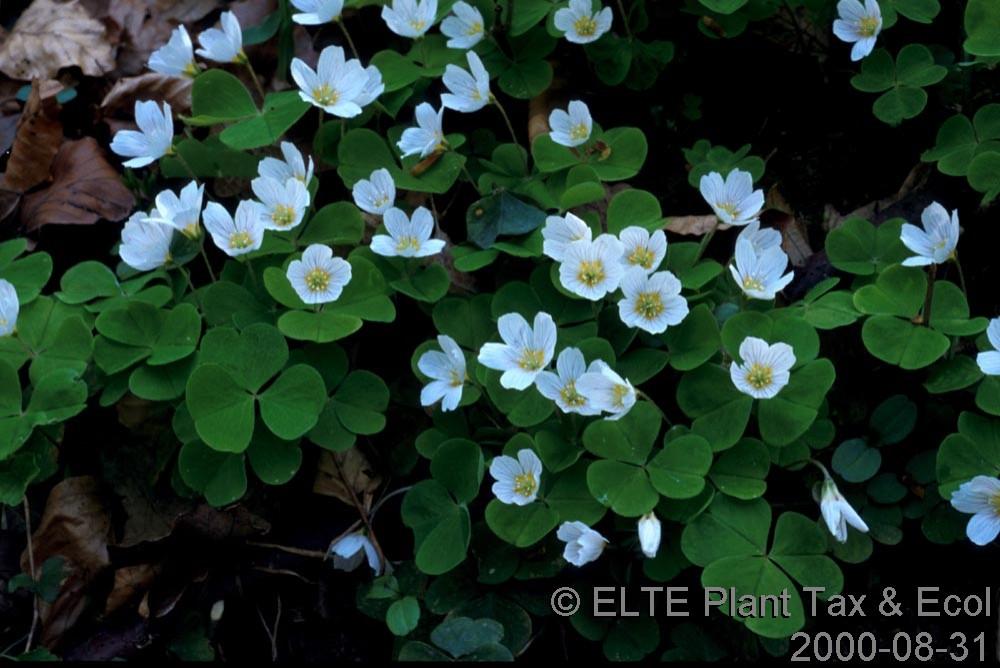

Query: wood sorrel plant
<box><xmin>3</xmin><ymin>0</ymin><xmax>1000</xmax><ymax>661</ymax></box>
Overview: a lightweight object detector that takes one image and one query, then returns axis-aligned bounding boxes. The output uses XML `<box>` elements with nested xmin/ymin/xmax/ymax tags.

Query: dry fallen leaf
<box><xmin>2</xmin><ymin>80</ymin><xmax>63</xmax><ymax>194</ymax></box>
<box><xmin>22</xmin><ymin>476</ymin><xmax>112</xmax><ymax>648</ymax></box>
<box><xmin>0</xmin><ymin>0</ymin><xmax>115</xmax><ymax>81</ymax></box>
<box><xmin>20</xmin><ymin>137</ymin><xmax>135</xmax><ymax>230</ymax></box>
<box><xmin>765</xmin><ymin>185</ymin><xmax>813</xmax><ymax>267</ymax></box>
<box><xmin>101</xmin><ymin>72</ymin><xmax>193</xmax><ymax>115</ymax></box>
<box><xmin>313</xmin><ymin>449</ymin><xmax>382</xmax><ymax>509</ymax></box>
<box><xmin>665</xmin><ymin>214</ymin><xmax>728</xmax><ymax>236</ymax></box>
<box><xmin>104</xmin><ymin>563</ymin><xmax>159</xmax><ymax>616</ymax></box>
<box><xmin>528</xmin><ymin>89</ymin><xmax>553</xmax><ymax>144</ymax></box>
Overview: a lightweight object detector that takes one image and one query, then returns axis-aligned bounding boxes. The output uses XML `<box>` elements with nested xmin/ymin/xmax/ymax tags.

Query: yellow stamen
<box><xmin>513</xmin><ymin>472</ymin><xmax>537</xmax><ymax>497</ymax></box>
<box><xmin>409</xmin><ymin>18</ymin><xmax>427</xmax><ymax>32</ymax></box>
<box><xmin>611</xmin><ymin>384</ymin><xmax>630</xmax><ymax>408</ymax></box>
<box><xmin>305</xmin><ymin>268</ymin><xmax>331</xmax><ymax>293</ymax></box>
<box><xmin>857</xmin><ymin>16</ymin><xmax>879</xmax><ymax>37</ymax></box>
<box><xmin>742</xmin><ymin>275</ymin><xmax>765</xmax><ymax>292</ymax></box>
<box><xmin>272</xmin><ymin>204</ymin><xmax>297</xmax><ymax>228</ymax></box>
<box><xmin>229</xmin><ymin>231</ymin><xmax>253</xmax><ymax>249</ymax></box>
<box><xmin>395</xmin><ymin>235</ymin><xmax>421</xmax><ymax>253</ymax></box>
<box><xmin>467</xmin><ymin>21</ymin><xmax>483</xmax><ymax>36</ymax></box>
<box><xmin>633</xmin><ymin>291</ymin><xmax>665</xmax><ymax>320</ymax></box>
<box><xmin>745</xmin><ymin>362</ymin><xmax>773</xmax><ymax>390</ymax></box>
<box><xmin>628</xmin><ymin>246</ymin><xmax>655</xmax><ymax>270</ymax></box>
<box><xmin>569</xmin><ymin>123</ymin><xmax>589</xmax><ymax>141</ymax></box>
<box><xmin>576</xmin><ymin>260</ymin><xmax>605</xmax><ymax>288</ymax></box>
<box><xmin>559</xmin><ymin>380</ymin><xmax>587</xmax><ymax>408</ymax></box>
<box><xmin>449</xmin><ymin>369</ymin><xmax>464</xmax><ymax>388</ymax></box>
<box><xmin>311</xmin><ymin>84</ymin><xmax>340</xmax><ymax>106</ymax></box>
<box><xmin>518</xmin><ymin>348</ymin><xmax>546</xmax><ymax>372</ymax></box>
<box><xmin>573</xmin><ymin>15</ymin><xmax>597</xmax><ymax>36</ymax></box>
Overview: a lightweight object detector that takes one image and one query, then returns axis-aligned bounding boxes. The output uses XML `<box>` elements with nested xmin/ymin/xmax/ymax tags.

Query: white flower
<box><xmin>977</xmin><ymin>318</ymin><xmax>1000</xmax><ymax>376</ymax></box>
<box><xmin>901</xmin><ymin>202</ymin><xmax>960</xmax><ymax>267</ymax></box>
<box><xmin>441</xmin><ymin>1</ymin><xmax>485</xmax><ymax>49</ymax></box>
<box><xmin>557</xmin><ymin>521</ymin><xmax>608</xmax><ymax>566</ymax></box>
<box><xmin>554</xmin><ymin>0</ymin><xmax>613</xmax><ymax>45</ymax></box>
<box><xmin>148</xmin><ymin>181</ymin><xmax>204</xmax><ymax>239</ymax></box>
<box><xmin>291</xmin><ymin>0</ymin><xmax>344</xmax><ymax>25</ymax></box>
<box><xmin>203</xmin><ymin>200</ymin><xmax>265</xmax><ymax>257</ymax></box>
<box><xmin>258</xmin><ymin>141</ymin><xmax>315</xmax><ymax>186</ymax></box>
<box><xmin>542</xmin><ymin>212</ymin><xmax>592</xmax><ymax>262</ymax></box>
<box><xmin>737</xmin><ymin>219</ymin><xmax>782</xmax><ymax>253</ymax></box>
<box><xmin>196</xmin><ymin>11</ymin><xmax>245</xmax><ymax>63</ymax></box>
<box><xmin>119</xmin><ymin>212</ymin><xmax>174</xmax><ymax>271</ymax></box>
<box><xmin>729</xmin><ymin>237</ymin><xmax>794</xmax><ymax>300</ymax></box>
<box><xmin>0</xmin><ymin>280</ymin><xmax>19</xmax><ymax>337</ymax></box>
<box><xmin>832</xmin><ymin>0</ymin><xmax>882</xmax><ymax>62</ymax></box>
<box><xmin>287</xmin><ymin>244</ymin><xmax>352</xmax><ymax>304</ymax></box>
<box><xmin>397</xmin><ymin>103</ymin><xmax>445</xmax><ymax>158</ymax></box>
<box><xmin>637</xmin><ymin>512</ymin><xmax>661</xmax><ymax>558</ymax></box>
<box><xmin>535</xmin><ymin>347</ymin><xmax>603</xmax><ymax>416</ymax></box>
<box><xmin>950</xmin><ymin>475</ymin><xmax>1000</xmax><ymax>546</ymax></box>
<box><xmin>819</xmin><ymin>477</ymin><xmax>869</xmax><ymax>543</ymax></box>
<box><xmin>619</xmin><ymin>226</ymin><xmax>666</xmax><ymax>273</ymax></box>
<box><xmin>110</xmin><ymin>100</ymin><xmax>174</xmax><ymax>168</ymax></box>
<box><xmin>576</xmin><ymin>361</ymin><xmax>636</xmax><ymax>420</ymax></box>
<box><xmin>549</xmin><ymin>100</ymin><xmax>593</xmax><ymax>148</ymax></box>
<box><xmin>355</xmin><ymin>65</ymin><xmax>385</xmax><ymax>107</ymax></box>
<box><xmin>489</xmin><ymin>449</ymin><xmax>543</xmax><ymax>505</ymax></box>
<box><xmin>291</xmin><ymin>45</ymin><xmax>370</xmax><ymax>118</ymax></box>
<box><xmin>382</xmin><ymin>0</ymin><xmax>438</xmax><ymax>38</ymax></box>
<box><xmin>148</xmin><ymin>25</ymin><xmax>197</xmax><ymax>77</ymax></box>
<box><xmin>418</xmin><ymin>335</ymin><xmax>466</xmax><ymax>411</ymax></box>
<box><xmin>730</xmin><ymin>336</ymin><xmax>795</xmax><ymax>400</ymax></box>
<box><xmin>370</xmin><ymin>206</ymin><xmax>445</xmax><ymax>258</ymax></box>
<box><xmin>441</xmin><ymin>50</ymin><xmax>491</xmax><ymax>113</ymax></box>
<box><xmin>617</xmin><ymin>268</ymin><xmax>688</xmax><ymax>335</ymax></box>
<box><xmin>329</xmin><ymin>532</ymin><xmax>381</xmax><ymax>574</ymax></box>
<box><xmin>699</xmin><ymin>169</ymin><xmax>764</xmax><ymax>227</ymax></box>
<box><xmin>251</xmin><ymin>176</ymin><xmax>311</xmax><ymax>231</ymax></box>
<box><xmin>477</xmin><ymin>311</ymin><xmax>557</xmax><ymax>390</ymax></box>
<box><xmin>558</xmin><ymin>234</ymin><xmax>624</xmax><ymax>301</ymax></box>
<box><xmin>352</xmin><ymin>168</ymin><xmax>396</xmax><ymax>215</ymax></box>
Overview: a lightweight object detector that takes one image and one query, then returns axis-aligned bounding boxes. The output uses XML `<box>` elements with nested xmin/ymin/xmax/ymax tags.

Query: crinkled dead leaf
<box><xmin>765</xmin><ymin>185</ymin><xmax>813</xmax><ymax>267</ymax></box>
<box><xmin>313</xmin><ymin>449</ymin><xmax>382</xmax><ymax>509</ymax></box>
<box><xmin>101</xmin><ymin>0</ymin><xmax>218</xmax><ymax>75</ymax></box>
<box><xmin>104</xmin><ymin>563</ymin><xmax>159</xmax><ymax>616</ymax></box>
<box><xmin>0</xmin><ymin>0</ymin><xmax>115</xmax><ymax>80</ymax></box>
<box><xmin>101</xmin><ymin>72</ymin><xmax>193</xmax><ymax>115</ymax></box>
<box><xmin>528</xmin><ymin>90</ymin><xmax>552</xmax><ymax>144</ymax></box>
<box><xmin>2</xmin><ymin>80</ymin><xmax>63</xmax><ymax>194</ymax></box>
<box><xmin>665</xmin><ymin>214</ymin><xmax>727</xmax><ymax>236</ymax></box>
<box><xmin>22</xmin><ymin>476</ymin><xmax>111</xmax><ymax>648</ymax></box>
<box><xmin>20</xmin><ymin>137</ymin><xmax>135</xmax><ymax>230</ymax></box>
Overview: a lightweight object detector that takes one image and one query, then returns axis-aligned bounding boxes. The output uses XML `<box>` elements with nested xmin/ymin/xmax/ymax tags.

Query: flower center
<box><xmin>409</xmin><ymin>18</ymin><xmax>427</xmax><ymax>32</ymax></box>
<box><xmin>742</xmin><ymin>275</ymin><xmax>765</xmax><ymax>292</ymax></box>
<box><xmin>717</xmin><ymin>201</ymin><xmax>739</xmax><ymax>219</ymax></box>
<box><xmin>513</xmin><ymin>472</ymin><xmax>537</xmax><ymax>497</ymax></box>
<box><xmin>305</xmin><ymin>268</ymin><xmax>331</xmax><ymax>293</ymax></box>
<box><xmin>611</xmin><ymin>383</ymin><xmax>630</xmax><ymax>408</ymax></box>
<box><xmin>373</xmin><ymin>194</ymin><xmax>390</xmax><ymax>209</ymax></box>
<box><xmin>272</xmin><ymin>204</ymin><xmax>297</xmax><ymax>227</ymax></box>
<box><xmin>311</xmin><ymin>84</ymin><xmax>340</xmax><ymax>106</ymax></box>
<box><xmin>858</xmin><ymin>16</ymin><xmax>879</xmax><ymax>37</ymax></box>
<box><xmin>449</xmin><ymin>369</ymin><xmax>464</xmax><ymax>388</ymax></box>
<box><xmin>467</xmin><ymin>21</ymin><xmax>483</xmax><ymax>36</ymax></box>
<box><xmin>183</xmin><ymin>61</ymin><xmax>200</xmax><ymax>77</ymax></box>
<box><xmin>633</xmin><ymin>291</ymin><xmax>665</xmax><ymax>320</ymax></box>
<box><xmin>628</xmin><ymin>246</ymin><xmax>655</xmax><ymax>269</ymax></box>
<box><xmin>574</xmin><ymin>15</ymin><xmax>597</xmax><ymax>36</ymax></box>
<box><xmin>182</xmin><ymin>223</ymin><xmax>200</xmax><ymax>239</ymax></box>
<box><xmin>517</xmin><ymin>348</ymin><xmax>546</xmax><ymax>372</ymax></box>
<box><xmin>559</xmin><ymin>380</ymin><xmax>587</xmax><ymax>407</ymax></box>
<box><xmin>576</xmin><ymin>259</ymin><xmax>605</xmax><ymax>287</ymax></box>
<box><xmin>745</xmin><ymin>362</ymin><xmax>773</xmax><ymax>390</ymax></box>
<box><xmin>569</xmin><ymin>123</ymin><xmax>590</xmax><ymax>141</ymax></box>
<box><xmin>395</xmin><ymin>235</ymin><xmax>421</xmax><ymax>253</ymax></box>
<box><xmin>229</xmin><ymin>231</ymin><xmax>253</xmax><ymax>249</ymax></box>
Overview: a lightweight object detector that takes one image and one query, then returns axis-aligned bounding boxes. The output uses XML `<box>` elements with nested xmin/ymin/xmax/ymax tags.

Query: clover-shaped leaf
<box><xmin>825</xmin><ymin>218</ymin><xmax>908</xmax><ymax>276</ymax></box>
<box><xmin>851</xmin><ymin>45</ymin><xmax>946</xmax><ymax>125</ymax></box>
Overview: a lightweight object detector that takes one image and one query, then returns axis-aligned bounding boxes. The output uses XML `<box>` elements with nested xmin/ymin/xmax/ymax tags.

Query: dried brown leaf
<box><xmin>313</xmin><ymin>449</ymin><xmax>382</xmax><ymax>508</ymax></box>
<box><xmin>20</xmin><ymin>137</ymin><xmax>135</xmax><ymax>230</ymax></box>
<box><xmin>104</xmin><ymin>564</ymin><xmax>158</xmax><ymax>616</ymax></box>
<box><xmin>2</xmin><ymin>80</ymin><xmax>63</xmax><ymax>194</ymax></box>
<box><xmin>665</xmin><ymin>214</ymin><xmax>728</xmax><ymax>236</ymax></box>
<box><xmin>22</xmin><ymin>476</ymin><xmax>112</xmax><ymax>648</ymax></box>
<box><xmin>0</xmin><ymin>0</ymin><xmax>115</xmax><ymax>80</ymax></box>
<box><xmin>101</xmin><ymin>72</ymin><xmax>192</xmax><ymax>115</ymax></box>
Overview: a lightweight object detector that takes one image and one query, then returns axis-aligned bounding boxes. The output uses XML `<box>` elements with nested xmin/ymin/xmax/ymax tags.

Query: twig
<box><xmin>246</xmin><ymin>541</ymin><xmax>329</xmax><ymax>560</ymax></box>
<box><xmin>251</xmin><ymin>567</ymin><xmax>317</xmax><ymax>585</ymax></box>
<box><xmin>255</xmin><ymin>595</ymin><xmax>281</xmax><ymax>662</ymax></box>
<box><xmin>330</xmin><ymin>455</ymin><xmax>387</xmax><ymax>569</ymax></box>
<box><xmin>22</xmin><ymin>497</ymin><xmax>38</xmax><ymax>654</ymax></box>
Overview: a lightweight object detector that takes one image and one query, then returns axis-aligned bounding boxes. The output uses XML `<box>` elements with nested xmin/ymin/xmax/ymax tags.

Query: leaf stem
<box><xmin>493</xmin><ymin>97</ymin><xmax>529</xmax><ymax>172</ymax></box>
<box><xmin>616</xmin><ymin>0</ymin><xmax>634</xmax><ymax>40</ymax></box>
<box><xmin>243</xmin><ymin>59</ymin><xmax>268</xmax><ymax>103</ymax></box>
<box><xmin>22</xmin><ymin>496</ymin><xmax>38</xmax><ymax>654</ymax></box>
<box><xmin>953</xmin><ymin>254</ymin><xmax>968</xmax><ymax>297</ymax></box>
<box><xmin>337</xmin><ymin>18</ymin><xmax>360</xmax><ymax>60</ymax></box>
<box><xmin>918</xmin><ymin>263</ymin><xmax>937</xmax><ymax>326</ymax></box>
<box><xmin>693</xmin><ymin>228</ymin><xmax>715</xmax><ymax>263</ymax></box>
